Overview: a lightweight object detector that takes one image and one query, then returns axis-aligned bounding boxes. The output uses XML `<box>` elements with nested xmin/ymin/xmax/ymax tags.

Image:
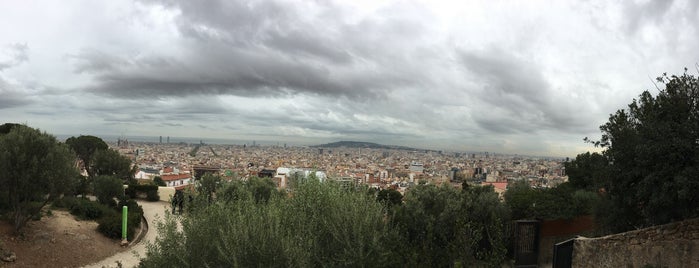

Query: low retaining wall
<box><xmin>157</xmin><ymin>187</ymin><xmax>176</xmax><ymax>202</ymax></box>
<box><xmin>572</xmin><ymin>218</ymin><xmax>699</xmax><ymax>268</ymax></box>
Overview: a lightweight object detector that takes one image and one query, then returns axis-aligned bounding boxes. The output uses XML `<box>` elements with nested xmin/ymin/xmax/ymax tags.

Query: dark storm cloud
<box><xmin>76</xmin><ymin>0</ymin><xmax>430</xmax><ymax>100</ymax></box>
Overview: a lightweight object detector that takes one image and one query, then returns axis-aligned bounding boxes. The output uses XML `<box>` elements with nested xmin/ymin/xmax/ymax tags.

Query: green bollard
<box><xmin>121</xmin><ymin>205</ymin><xmax>128</xmax><ymax>246</ymax></box>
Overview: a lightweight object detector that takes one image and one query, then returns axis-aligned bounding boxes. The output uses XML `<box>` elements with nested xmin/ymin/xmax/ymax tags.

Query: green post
<box><xmin>122</xmin><ymin>205</ymin><xmax>128</xmax><ymax>244</ymax></box>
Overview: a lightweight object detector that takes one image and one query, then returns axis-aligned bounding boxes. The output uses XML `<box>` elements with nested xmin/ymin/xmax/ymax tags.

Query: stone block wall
<box><xmin>572</xmin><ymin>218</ymin><xmax>699</xmax><ymax>268</ymax></box>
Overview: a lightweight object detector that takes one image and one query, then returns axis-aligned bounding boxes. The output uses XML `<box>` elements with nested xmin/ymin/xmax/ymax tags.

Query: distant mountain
<box><xmin>313</xmin><ymin>141</ymin><xmax>421</xmax><ymax>151</ymax></box>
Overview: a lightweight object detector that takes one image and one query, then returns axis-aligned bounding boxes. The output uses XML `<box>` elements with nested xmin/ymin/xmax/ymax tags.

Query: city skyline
<box><xmin>2</xmin><ymin>1</ymin><xmax>699</xmax><ymax>157</ymax></box>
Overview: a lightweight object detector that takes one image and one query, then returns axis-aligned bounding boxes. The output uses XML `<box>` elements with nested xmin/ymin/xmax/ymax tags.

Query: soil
<box><xmin>0</xmin><ymin>209</ymin><xmax>129</xmax><ymax>268</ymax></box>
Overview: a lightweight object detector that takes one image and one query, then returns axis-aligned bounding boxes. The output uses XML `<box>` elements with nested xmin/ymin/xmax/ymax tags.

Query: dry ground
<box><xmin>0</xmin><ymin>209</ymin><xmax>131</xmax><ymax>268</ymax></box>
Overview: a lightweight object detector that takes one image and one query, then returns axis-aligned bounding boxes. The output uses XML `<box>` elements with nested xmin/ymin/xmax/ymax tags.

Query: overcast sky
<box><xmin>1</xmin><ymin>0</ymin><xmax>698</xmax><ymax>157</ymax></box>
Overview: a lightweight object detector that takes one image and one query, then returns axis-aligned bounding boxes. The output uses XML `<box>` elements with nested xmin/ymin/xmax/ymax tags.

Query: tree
<box><xmin>93</xmin><ymin>175</ymin><xmax>125</xmax><ymax>207</ymax></box>
<box><xmin>153</xmin><ymin>176</ymin><xmax>166</xmax><ymax>187</ymax></box>
<box><xmin>565</xmin><ymin>152</ymin><xmax>608</xmax><ymax>190</ymax></box>
<box><xmin>376</xmin><ymin>188</ymin><xmax>402</xmax><ymax>209</ymax></box>
<box><xmin>0</xmin><ymin>124</ymin><xmax>78</xmax><ymax>232</ymax></box>
<box><xmin>588</xmin><ymin>71</ymin><xmax>699</xmax><ymax>231</ymax></box>
<box><xmin>247</xmin><ymin>176</ymin><xmax>278</xmax><ymax>203</ymax></box>
<box><xmin>197</xmin><ymin>174</ymin><xmax>220</xmax><ymax>204</ymax></box>
<box><xmin>92</xmin><ymin>148</ymin><xmax>133</xmax><ymax>180</ymax></box>
<box><xmin>65</xmin><ymin>135</ymin><xmax>108</xmax><ymax>177</ymax></box>
<box><xmin>391</xmin><ymin>184</ymin><xmax>509</xmax><ymax>266</ymax></box>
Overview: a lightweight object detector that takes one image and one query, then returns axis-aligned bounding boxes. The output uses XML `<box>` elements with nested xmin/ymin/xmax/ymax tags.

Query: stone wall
<box><xmin>572</xmin><ymin>218</ymin><xmax>699</xmax><ymax>268</ymax></box>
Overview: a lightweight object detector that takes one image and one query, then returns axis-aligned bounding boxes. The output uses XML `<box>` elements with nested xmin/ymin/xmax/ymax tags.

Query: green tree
<box><xmin>565</xmin><ymin>152</ymin><xmax>608</xmax><ymax>190</ymax></box>
<box><xmin>92</xmin><ymin>148</ymin><xmax>133</xmax><ymax>180</ymax></box>
<box><xmin>391</xmin><ymin>184</ymin><xmax>509</xmax><ymax>266</ymax></box>
<box><xmin>153</xmin><ymin>176</ymin><xmax>166</xmax><ymax>186</ymax></box>
<box><xmin>65</xmin><ymin>135</ymin><xmax>108</xmax><ymax>177</ymax></box>
<box><xmin>588</xmin><ymin>71</ymin><xmax>699</xmax><ymax>231</ymax></box>
<box><xmin>0</xmin><ymin>124</ymin><xmax>78</xmax><ymax>232</ymax></box>
<box><xmin>93</xmin><ymin>175</ymin><xmax>125</xmax><ymax>207</ymax></box>
<box><xmin>376</xmin><ymin>188</ymin><xmax>403</xmax><ymax>209</ymax></box>
<box><xmin>247</xmin><ymin>176</ymin><xmax>278</xmax><ymax>203</ymax></box>
<box><xmin>503</xmin><ymin>180</ymin><xmax>536</xmax><ymax>220</ymax></box>
<box><xmin>197</xmin><ymin>174</ymin><xmax>220</xmax><ymax>204</ymax></box>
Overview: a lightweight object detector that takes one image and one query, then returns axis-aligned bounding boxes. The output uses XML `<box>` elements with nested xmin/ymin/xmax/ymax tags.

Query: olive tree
<box><xmin>0</xmin><ymin>124</ymin><xmax>78</xmax><ymax>232</ymax></box>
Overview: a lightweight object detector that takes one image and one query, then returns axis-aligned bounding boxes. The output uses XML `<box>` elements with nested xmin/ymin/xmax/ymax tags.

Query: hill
<box><xmin>312</xmin><ymin>141</ymin><xmax>421</xmax><ymax>151</ymax></box>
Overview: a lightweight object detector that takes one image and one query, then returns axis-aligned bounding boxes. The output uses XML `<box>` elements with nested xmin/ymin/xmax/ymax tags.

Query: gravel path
<box><xmin>82</xmin><ymin>201</ymin><xmax>171</xmax><ymax>268</ymax></box>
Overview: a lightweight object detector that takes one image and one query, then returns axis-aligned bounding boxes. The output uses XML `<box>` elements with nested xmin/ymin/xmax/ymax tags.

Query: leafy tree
<box><xmin>65</xmin><ymin>135</ymin><xmax>108</xmax><ymax>177</ymax></box>
<box><xmin>92</xmin><ymin>148</ymin><xmax>133</xmax><ymax>180</ymax></box>
<box><xmin>197</xmin><ymin>174</ymin><xmax>220</xmax><ymax>204</ymax></box>
<box><xmin>153</xmin><ymin>176</ymin><xmax>166</xmax><ymax>186</ymax></box>
<box><xmin>247</xmin><ymin>176</ymin><xmax>278</xmax><ymax>203</ymax></box>
<box><xmin>392</xmin><ymin>184</ymin><xmax>465</xmax><ymax>266</ymax></box>
<box><xmin>462</xmin><ymin>185</ymin><xmax>510</xmax><ymax>265</ymax></box>
<box><xmin>503</xmin><ymin>180</ymin><xmax>536</xmax><ymax>220</ymax></box>
<box><xmin>391</xmin><ymin>184</ymin><xmax>509</xmax><ymax>266</ymax></box>
<box><xmin>565</xmin><ymin>152</ymin><xmax>609</xmax><ymax>190</ymax></box>
<box><xmin>93</xmin><ymin>175</ymin><xmax>125</xmax><ymax>207</ymax></box>
<box><xmin>376</xmin><ymin>188</ymin><xmax>403</xmax><ymax>209</ymax></box>
<box><xmin>587</xmin><ymin>71</ymin><xmax>699</xmax><ymax>231</ymax></box>
<box><xmin>0</xmin><ymin>124</ymin><xmax>78</xmax><ymax>232</ymax></box>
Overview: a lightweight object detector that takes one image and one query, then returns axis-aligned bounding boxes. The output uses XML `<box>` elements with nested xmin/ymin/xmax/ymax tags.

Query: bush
<box><xmin>98</xmin><ymin>200</ymin><xmax>143</xmax><ymax>240</ymax></box>
<box><xmin>146</xmin><ymin>189</ymin><xmax>160</xmax><ymax>201</ymax></box>
<box><xmin>69</xmin><ymin>198</ymin><xmax>110</xmax><ymax>220</ymax></box>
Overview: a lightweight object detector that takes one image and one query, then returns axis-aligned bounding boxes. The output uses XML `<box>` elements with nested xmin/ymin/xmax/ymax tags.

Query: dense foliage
<box><xmin>140</xmin><ymin>178</ymin><xmax>511</xmax><ymax>267</ymax></box>
<box><xmin>98</xmin><ymin>199</ymin><xmax>143</xmax><ymax>240</ymax></box>
<box><xmin>0</xmin><ymin>124</ymin><xmax>78</xmax><ymax>232</ymax></box>
<box><xmin>583</xmin><ymin>71</ymin><xmax>699</xmax><ymax>232</ymax></box>
<box><xmin>504</xmin><ymin>181</ymin><xmax>598</xmax><ymax>220</ymax></box>
<box><xmin>92</xmin><ymin>148</ymin><xmax>134</xmax><ymax>180</ymax></box>
<box><xmin>94</xmin><ymin>175</ymin><xmax>125</xmax><ymax>207</ymax></box>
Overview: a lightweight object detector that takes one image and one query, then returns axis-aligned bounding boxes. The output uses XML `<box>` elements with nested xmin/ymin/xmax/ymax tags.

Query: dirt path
<box><xmin>0</xmin><ymin>210</ymin><xmax>127</xmax><ymax>268</ymax></box>
<box><xmin>82</xmin><ymin>201</ymin><xmax>171</xmax><ymax>268</ymax></box>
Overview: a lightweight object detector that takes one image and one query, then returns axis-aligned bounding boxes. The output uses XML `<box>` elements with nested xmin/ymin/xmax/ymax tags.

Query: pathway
<box><xmin>82</xmin><ymin>201</ymin><xmax>171</xmax><ymax>268</ymax></box>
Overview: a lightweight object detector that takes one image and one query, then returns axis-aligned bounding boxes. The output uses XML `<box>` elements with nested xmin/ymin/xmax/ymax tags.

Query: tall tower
<box><xmin>159</xmin><ymin>136</ymin><xmax>162</xmax><ymax>143</ymax></box>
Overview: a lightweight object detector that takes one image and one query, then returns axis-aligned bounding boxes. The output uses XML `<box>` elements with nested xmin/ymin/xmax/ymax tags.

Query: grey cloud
<box><xmin>460</xmin><ymin>48</ymin><xmax>589</xmax><ymax>134</ymax></box>
<box><xmin>0</xmin><ymin>43</ymin><xmax>28</xmax><ymax>71</ymax></box>
<box><xmin>624</xmin><ymin>0</ymin><xmax>675</xmax><ymax>34</ymax></box>
<box><xmin>0</xmin><ymin>78</ymin><xmax>32</xmax><ymax>109</ymax></box>
<box><xmin>76</xmin><ymin>0</ymin><xmax>433</xmax><ymax>100</ymax></box>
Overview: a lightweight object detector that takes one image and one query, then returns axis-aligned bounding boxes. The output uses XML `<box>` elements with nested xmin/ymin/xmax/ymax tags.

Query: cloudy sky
<box><xmin>1</xmin><ymin>0</ymin><xmax>698</xmax><ymax>156</ymax></box>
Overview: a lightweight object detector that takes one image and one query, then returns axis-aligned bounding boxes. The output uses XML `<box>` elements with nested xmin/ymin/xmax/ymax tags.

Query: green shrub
<box><xmin>69</xmin><ymin>198</ymin><xmax>110</xmax><ymax>220</ymax></box>
<box><xmin>125</xmin><ymin>186</ymin><xmax>137</xmax><ymax>199</ymax></box>
<box><xmin>146</xmin><ymin>189</ymin><xmax>160</xmax><ymax>201</ymax></box>
<box><xmin>94</xmin><ymin>175</ymin><xmax>125</xmax><ymax>207</ymax></box>
<box><xmin>98</xmin><ymin>201</ymin><xmax>143</xmax><ymax>240</ymax></box>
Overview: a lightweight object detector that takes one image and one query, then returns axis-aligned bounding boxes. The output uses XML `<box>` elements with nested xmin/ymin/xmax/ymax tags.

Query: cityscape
<box><xmin>118</xmin><ymin>137</ymin><xmax>569</xmax><ymax>193</ymax></box>
<box><xmin>2</xmin><ymin>0</ymin><xmax>699</xmax><ymax>267</ymax></box>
